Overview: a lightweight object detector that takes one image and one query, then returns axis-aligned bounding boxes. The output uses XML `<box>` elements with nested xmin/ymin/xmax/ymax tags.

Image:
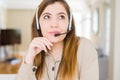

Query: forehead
<box><xmin>42</xmin><ymin>2</ymin><xmax>67</xmax><ymax>14</ymax></box>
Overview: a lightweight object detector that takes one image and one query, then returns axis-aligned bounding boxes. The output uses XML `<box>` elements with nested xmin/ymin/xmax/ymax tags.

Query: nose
<box><xmin>51</xmin><ymin>17</ymin><xmax>58</xmax><ymax>28</ymax></box>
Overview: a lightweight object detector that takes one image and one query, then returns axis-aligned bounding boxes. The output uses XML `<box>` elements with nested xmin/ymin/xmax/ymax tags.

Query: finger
<box><xmin>41</xmin><ymin>40</ymin><xmax>52</xmax><ymax>50</ymax></box>
<box><xmin>39</xmin><ymin>42</ymin><xmax>48</xmax><ymax>53</ymax></box>
<box><xmin>43</xmin><ymin>37</ymin><xmax>53</xmax><ymax>46</ymax></box>
<box><xmin>34</xmin><ymin>37</ymin><xmax>52</xmax><ymax>50</ymax></box>
<box><xmin>34</xmin><ymin>37</ymin><xmax>53</xmax><ymax>46</ymax></box>
<box><xmin>31</xmin><ymin>41</ymin><xmax>48</xmax><ymax>53</ymax></box>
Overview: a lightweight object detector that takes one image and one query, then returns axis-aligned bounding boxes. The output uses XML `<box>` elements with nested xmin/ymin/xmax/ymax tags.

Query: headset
<box><xmin>36</xmin><ymin>7</ymin><xmax>40</xmax><ymax>30</ymax></box>
<box><xmin>35</xmin><ymin>5</ymin><xmax>73</xmax><ymax>36</ymax></box>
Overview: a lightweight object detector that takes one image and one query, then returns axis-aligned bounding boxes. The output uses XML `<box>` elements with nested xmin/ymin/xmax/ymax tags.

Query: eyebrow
<box><xmin>41</xmin><ymin>13</ymin><xmax>51</xmax><ymax>16</ymax></box>
<box><xmin>58</xmin><ymin>12</ymin><xmax>67</xmax><ymax>16</ymax></box>
<box><xmin>41</xmin><ymin>12</ymin><xmax>67</xmax><ymax>16</ymax></box>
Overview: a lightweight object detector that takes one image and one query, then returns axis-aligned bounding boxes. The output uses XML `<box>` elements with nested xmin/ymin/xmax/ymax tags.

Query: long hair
<box><xmin>31</xmin><ymin>0</ymin><xmax>79</xmax><ymax>80</ymax></box>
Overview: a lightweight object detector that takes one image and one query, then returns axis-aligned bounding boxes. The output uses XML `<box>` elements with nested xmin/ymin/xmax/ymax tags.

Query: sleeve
<box><xmin>15</xmin><ymin>59</ymin><xmax>37</xmax><ymax>80</ymax></box>
<box><xmin>78</xmin><ymin>38</ymin><xmax>99</xmax><ymax>80</ymax></box>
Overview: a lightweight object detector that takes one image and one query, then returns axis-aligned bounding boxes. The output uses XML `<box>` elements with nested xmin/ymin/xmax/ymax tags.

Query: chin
<box><xmin>49</xmin><ymin>38</ymin><xmax>63</xmax><ymax>43</ymax></box>
<box><xmin>47</xmin><ymin>36</ymin><xmax>65</xmax><ymax>43</ymax></box>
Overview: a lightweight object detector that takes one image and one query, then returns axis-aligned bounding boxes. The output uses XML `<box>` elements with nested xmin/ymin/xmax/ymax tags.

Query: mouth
<box><xmin>49</xmin><ymin>31</ymin><xmax>61</xmax><ymax>35</ymax></box>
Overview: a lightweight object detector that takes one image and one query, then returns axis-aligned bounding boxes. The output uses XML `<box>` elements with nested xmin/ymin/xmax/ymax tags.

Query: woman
<box><xmin>16</xmin><ymin>0</ymin><xmax>99</xmax><ymax>80</ymax></box>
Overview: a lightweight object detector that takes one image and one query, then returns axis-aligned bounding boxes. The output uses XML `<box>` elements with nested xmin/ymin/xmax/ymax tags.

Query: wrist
<box><xmin>24</xmin><ymin>54</ymin><xmax>34</xmax><ymax>65</ymax></box>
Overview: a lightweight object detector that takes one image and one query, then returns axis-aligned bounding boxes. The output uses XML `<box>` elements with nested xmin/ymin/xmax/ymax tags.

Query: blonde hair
<box><xmin>31</xmin><ymin>0</ymin><xmax>79</xmax><ymax>80</ymax></box>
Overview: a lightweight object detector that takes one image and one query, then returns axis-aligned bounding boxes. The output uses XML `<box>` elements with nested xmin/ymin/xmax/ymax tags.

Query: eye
<box><xmin>43</xmin><ymin>15</ymin><xmax>50</xmax><ymax>19</ymax></box>
<box><xmin>59</xmin><ymin>15</ymin><xmax>65</xmax><ymax>20</ymax></box>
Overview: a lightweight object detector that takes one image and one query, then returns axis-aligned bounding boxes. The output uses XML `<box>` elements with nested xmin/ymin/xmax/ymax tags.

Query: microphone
<box><xmin>54</xmin><ymin>31</ymin><xmax>69</xmax><ymax>37</ymax></box>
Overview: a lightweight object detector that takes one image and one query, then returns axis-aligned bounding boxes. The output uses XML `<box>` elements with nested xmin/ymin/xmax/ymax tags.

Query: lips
<box><xmin>49</xmin><ymin>31</ymin><xmax>61</xmax><ymax>35</ymax></box>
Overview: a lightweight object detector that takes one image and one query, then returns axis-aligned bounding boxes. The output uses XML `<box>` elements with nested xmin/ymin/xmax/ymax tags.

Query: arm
<box><xmin>77</xmin><ymin>38</ymin><xmax>99</xmax><ymax>80</ymax></box>
<box><xmin>15</xmin><ymin>37</ymin><xmax>53</xmax><ymax>80</ymax></box>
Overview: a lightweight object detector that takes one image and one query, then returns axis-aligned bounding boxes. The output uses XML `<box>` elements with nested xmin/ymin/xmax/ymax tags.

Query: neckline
<box><xmin>45</xmin><ymin>52</ymin><xmax>62</xmax><ymax>62</ymax></box>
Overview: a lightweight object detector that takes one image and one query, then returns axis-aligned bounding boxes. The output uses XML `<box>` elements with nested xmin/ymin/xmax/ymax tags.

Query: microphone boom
<box><xmin>54</xmin><ymin>32</ymin><xmax>68</xmax><ymax>37</ymax></box>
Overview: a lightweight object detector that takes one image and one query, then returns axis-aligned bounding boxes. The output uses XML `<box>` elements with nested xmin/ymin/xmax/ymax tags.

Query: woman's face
<box><xmin>40</xmin><ymin>2</ymin><xmax>69</xmax><ymax>43</ymax></box>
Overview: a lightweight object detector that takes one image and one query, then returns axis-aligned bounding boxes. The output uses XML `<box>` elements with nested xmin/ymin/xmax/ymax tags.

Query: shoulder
<box><xmin>77</xmin><ymin>37</ymin><xmax>96</xmax><ymax>51</ymax></box>
<box><xmin>78</xmin><ymin>37</ymin><xmax>94</xmax><ymax>47</ymax></box>
<box><xmin>76</xmin><ymin>37</ymin><xmax>99</xmax><ymax>80</ymax></box>
<box><xmin>77</xmin><ymin>37</ymin><xmax>98</xmax><ymax>65</ymax></box>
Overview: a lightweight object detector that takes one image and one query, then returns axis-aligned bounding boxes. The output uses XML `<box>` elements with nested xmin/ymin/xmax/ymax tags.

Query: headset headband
<box><xmin>36</xmin><ymin>7</ymin><xmax>40</xmax><ymax>30</ymax></box>
<box><xmin>68</xmin><ymin>9</ymin><xmax>72</xmax><ymax>31</ymax></box>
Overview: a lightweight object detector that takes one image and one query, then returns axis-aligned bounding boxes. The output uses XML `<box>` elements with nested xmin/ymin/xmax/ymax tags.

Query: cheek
<box><xmin>40</xmin><ymin>26</ymin><xmax>48</xmax><ymax>36</ymax></box>
<box><xmin>61</xmin><ymin>19</ymin><xmax>69</xmax><ymax>31</ymax></box>
<box><xmin>60</xmin><ymin>23</ymin><xmax>68</xmax><ymax>31</ymax></box>
<box><xmin>64</xmin><ymin>17</ymin><xmax>69</xmax><ymax>28</ymax></box>
<box><xmin>40</xmin><ymin>21</ymin><xmax>49</xmax><ymax>36</ymax></box>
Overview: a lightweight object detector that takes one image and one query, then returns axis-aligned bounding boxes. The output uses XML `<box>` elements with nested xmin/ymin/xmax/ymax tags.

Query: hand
<box><xmin>25</xmin><ymin>37</ymin><xmax>53</xmax><ymax>65</ymax></box>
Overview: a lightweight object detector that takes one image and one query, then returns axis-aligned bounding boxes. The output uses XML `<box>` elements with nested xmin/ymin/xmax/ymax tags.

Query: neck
<box><xmin>49</xmin><ymin>41</ymin><xmax>64</xmax><ymax>60</ymax></box>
